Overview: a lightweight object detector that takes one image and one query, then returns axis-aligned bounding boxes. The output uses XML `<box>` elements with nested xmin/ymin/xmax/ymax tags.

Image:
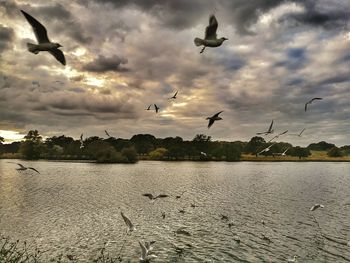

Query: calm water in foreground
<box><xmin>0</xmin><ymin>160</ymin><xmax>349</xmax><ymax>262</ymax></box>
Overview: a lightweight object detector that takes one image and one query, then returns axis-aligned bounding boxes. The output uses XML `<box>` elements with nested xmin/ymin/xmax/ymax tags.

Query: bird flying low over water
<box><xmin>169</xmin><ymin>90</ymin><xmax>178</xmax><ymax>99</ymax></box>
<box><xmin>120</xmin><ymin>211</ymin><xmax>136</xmax><ymax>233</ymax></box>
<box><xmin>194</xmin><ymin>14</ymin><xmax>228</xmax><ymax>53</ymax></box>
<box><xmin>257</xmin><ymin>120</ymin><xmax>274</xmax><ymax>135</ymax></box>
<box><xmin>21</xmin><ymin>10</ymin><xmax>66</xmax><ymax>65</ymax></box>
<box><xmin>139</xmin><ymin>240</ymin><xmax>157</xmax><ymax>262</ymax></box>
<box><xmin>268</xmin><ymin>130</ymin><xmax>288</xmax><ymax>142</ymax></box>
<box><xmin>154</xmin><ymin>104</ymin><xmax>160</xmax><ymax>113</ymax></box>
<box><xmin>8</xmin><ymin>162</ymin><xmax>40</xmax><ymax>174</ymax></box>
<box><xmin>272</xmin><ymin>148</ymin><xmax>289</xmax><ymax>157</ymax></box>
<box><xmin>258</xmin><ymin>143</ymin><xmax>276</xmax><ymax>155</ymax></box>
<box><xmin>290</xmin><ymin>128</ymin><xmax>306</xmax><ymax>137</ymax></box>
<box><xmin>305</xmin><ymin>98</ymin><xmax>322</xmax><ymax>112</ymax></box>
<box><xmin>80</xmin><ymin>134</ymin><xmax>84</xmax><ymax>149</ymax></box>
<box><xmin>142</xmin><ymin>193</ymin><xmax>169</xmax><ymax>201</ymax></box>
<box><xmin>206</xmin><ymin>111</ymin><xmax>223</xmax><ymax>128</ymax></box>
<box><xmin>310</xmin><ymin>204</ymin><xmax>324</xmax><ymax>211</ymax></box>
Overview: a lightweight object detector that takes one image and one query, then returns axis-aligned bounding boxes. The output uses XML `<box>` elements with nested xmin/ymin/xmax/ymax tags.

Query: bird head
<box><xmin>55</xmin><ymin>43</ymin><xmax>63</xmax><ymax>48</ymax></box>
<box><xmin>221</xmin><ymin>37</ymin><xmax>228</xmax><ymax>41</ymax></box>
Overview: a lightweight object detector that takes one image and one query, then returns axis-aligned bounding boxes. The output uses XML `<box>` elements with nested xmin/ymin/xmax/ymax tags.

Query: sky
<box><xmin>0</xmin><ymin>0</ymin><xmax>349</xmax><ymax>146</ymax></box>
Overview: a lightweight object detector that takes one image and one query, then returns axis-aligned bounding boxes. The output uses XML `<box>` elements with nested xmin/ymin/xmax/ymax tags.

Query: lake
<box><xmin>0</xmin><ymin>160</ymin><xmax>349</xmax><ymax>262</ymax></box>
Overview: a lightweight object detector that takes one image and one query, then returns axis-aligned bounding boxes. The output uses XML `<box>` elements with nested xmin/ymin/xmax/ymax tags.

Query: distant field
<box><xmin>242</xmin><ymin>151</ymin><xmax>350</xmax><ymax>162</ymax></box>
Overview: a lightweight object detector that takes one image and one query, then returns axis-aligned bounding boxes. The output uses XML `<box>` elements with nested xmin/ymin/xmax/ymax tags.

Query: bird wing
<box><xmin>299</xmin><ymin>128</ymin><xmax>305</xmax><ymax>136</ymax></box>
<box><xmin>28</xmin><ymin>167</ymin><xmax>40</xmax><ymax>174</ymax></box>
<box><xmin>21</xmin><ymin>10</ymin><xmax>50</xmax><ymax>43</ymax></box>
<box><xmin>267</xmin><ymin>135</ymin><xmax>278</xmax><ymax>143</ymax></box>
<box><xmin>305</xmin><ymin>102</ymin><xmax>309</xmax><ymax>112</ymax></box>
<box><xmin>105</xmin><ymin>130</ymin><xmax>110</xmax><ymax>137</ymax></box>
<box><xmin>49</xmin><ymin>49</ymin><xmax>66</xmax><ymax>66</ymax></box>
<box><xmin>213</xmin><ymin>111</ymin><xmax>223</xmax><ymax>118</ymax></box>
<box><xmin>156</xmin><ymin>194</ymin><xmax>169</xmax><ymax>199</ymax></box>
<box><xmin>207</xmin><ymin>118</ymin><xmax>215</xmax><ymax>128</ymax></box>
<box><xmin>142</xmin><ymin>193</ymin><xmax>154</xmax><ymax>199</ymax></box>
<box><xmin>283</xmin><ymin>148</ymin><xmax>289</xmax><ymax>154</ymax></box>
<box><xmin>174</xmin><ymin>90</ymin><xmax>178</xmax><ymax>97</ymax></box>
<box><xmin>121</xmin><ymin>212</ymin><xmax>133</xmax><ymax>228</ymax></box>
<box><xmin>279</xmin><ymin>130</ymin><xmax>288</xmax><ymax>136</ymax></box>
<box><xmin>147</xmin><ymin>104</ymin><xmax>151</xmax><ymax>110</ymax></box>
<box><xmin>205</xmin><ymin>15</ymin><xmax>218</xmax><ymax>39</ymax></box>
<box><xmin>154</xmin><ymin>104</ymin><xmax>159</xmax><ymax>113</ymax></box>
<box><xmin>311</xmin><ymin>97</ymin><xmax>322</xmax><ymax>102</ymax></box>
<box><xmin>268</xmin><ymin>120</ymin><xmax>274</xmax><ymax>132</ymax></box>
<box><xmin>15</xmin><ymin>163</ymin><xmax>26</xmax><ymax>168</ymax></box>
<box><xmin>80</xmin><ymin>134</ymin><xmax>83</xmax><ymax>140</ymax></box>
<box><xmin>139</xmin><ymin>241</ymin><xmax>147</xmax><ymax>259</ymax></box>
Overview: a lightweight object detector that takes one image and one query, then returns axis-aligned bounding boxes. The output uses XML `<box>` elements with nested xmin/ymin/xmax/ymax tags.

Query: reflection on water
<box><xmin>0</xmin><ymin>160</ymin><xmax>349</xmax><ymax>262</ymax></box>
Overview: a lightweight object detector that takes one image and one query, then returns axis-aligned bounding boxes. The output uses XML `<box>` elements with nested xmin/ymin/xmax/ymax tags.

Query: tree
<box><xmin>149</xmin><ymin>148</ymin><xmax>168</xmax><ymax>160</ymax></box>
<box><xmin>130</xmin><ymin>134</ymin><xmax>156</xmax><ymax>154</ymax></box>
<box><xmin>244</xmin><ymin>136</ymin><xmax>266</xmax><ymax>154</ymax></box>
<box><xmin>308</xmin><ymin>141</ymin><xmax>335</xmax><ymax>151</ymax></box>
<box><xmin>289</xmin><ymin>146</ymin><xmax>311</xmax><ymax>159</ymax></box>
<box><xmin>327</xmin><ymin>147</ymin><xmax>343</xmax><ymax>157</ymax></box>
<box><xmin>19</xmin><ymin>130</ymin><xmax>43</xmax><ymax>159</ymax></box>
<box><xmin>121</xmin><ymin>147</ymin><xmax>138</xmax><ymax>163</ymax></box>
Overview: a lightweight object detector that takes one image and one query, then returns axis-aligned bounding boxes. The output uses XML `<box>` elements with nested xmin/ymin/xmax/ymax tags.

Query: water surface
<box><xmin>0</xmin><ymin>160</ymin><xmax>349</xmax><ymax>262</ymax></box>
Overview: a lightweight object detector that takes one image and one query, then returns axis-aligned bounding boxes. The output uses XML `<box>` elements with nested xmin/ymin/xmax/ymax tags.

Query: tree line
<box><xmin>0</xmin><ymin>131</ymin><xmax>349</xmax><ymax>162</ymax></box>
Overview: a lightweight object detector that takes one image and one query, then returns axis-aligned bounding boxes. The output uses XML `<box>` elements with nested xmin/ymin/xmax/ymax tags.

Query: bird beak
<box><xmin>224</xmin><ymin>38</ymin><xmax>228</xmax><ymax>41</ymax></box>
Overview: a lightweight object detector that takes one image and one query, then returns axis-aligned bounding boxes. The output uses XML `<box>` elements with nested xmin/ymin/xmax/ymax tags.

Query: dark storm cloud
<box><xmin>82</xmin><ymin>55</ymin><xmax>129</xmax><ymax>73</ymax></box>
<box><xmin>0</xmin><ymin>24</ymin><xmax>14</xmax><ymax>53</ymax></box>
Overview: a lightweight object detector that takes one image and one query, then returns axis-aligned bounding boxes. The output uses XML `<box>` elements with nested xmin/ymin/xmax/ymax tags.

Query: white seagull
<box><xmin>310</xmin><ymin>204</ymin><xmax>324</xmax><ymax>211</ymax></box>
<box><xmin>8</xmin><ymin>162</ymin><xmax>40</xmax><ymax>174</ymax></box>
<box><xmin>290</xmin><ymin>128</ymin><xmax>305</xmax><ymax>137</ymax></box>
<box><xmin>287</xmin><ymin>255</ymin><xmax>298</xmax><ymax>262</ymax></box>
<box><xmin>200</xmin><ymin>151</ymin><xmax>207</xmax><ymax>157</ymax></box>
<box><xmin>139</xmin><ymin>240</ymin><xmax>157</xmax><ymax>262</ymax></box>
<box><xmin>79</xmin><ymin>134</ymin><xmax>84</xmax><ymax>149</ymax></box>
<box><xmin>206</xmin><ymin>111</ymin><xmax>223</xmax><ymax>128</ymax></box>
<box><xmin>305</xmin><ymin>98</ymin><xmax>322</xmax><ymax>112</ymax></box>
<box><xmin>273</xmin><ymin>148</ymin><xmax>289</xmax><ymax>157</ymax></box>
<box><xmin>257</xmin><ymin>120</ymin><xmax>274</xmax><ymax>135</ymax></box>
<box><xmin>21</xmin><ymin>10</ymin><xmax>66</xmax><ymax>65</ymax></box>
<box><xmin>268</xmin><ymin>130</ymin><xmax>288</xmax><ymax>142</ymax></box>
<box><xmin>194</xmin><ymin>14</ymin><xmax>228</xmax><ymax>53</ymax></box>
<box><xmin>257</xmin><ymin>143</ymin><xmax>276</xmax><ymax>155</ymax></box>
<box><xmin>120</xmin><ymin>211</ymin><xmax>136</xmax><ymax>233</ymax></box>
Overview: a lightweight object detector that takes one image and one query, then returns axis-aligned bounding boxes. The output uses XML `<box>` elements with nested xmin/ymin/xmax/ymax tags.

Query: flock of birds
<box><xmin>3</xmin><ymin>8</ymin><xmax>338</xmax><ymax>263</ymax></box>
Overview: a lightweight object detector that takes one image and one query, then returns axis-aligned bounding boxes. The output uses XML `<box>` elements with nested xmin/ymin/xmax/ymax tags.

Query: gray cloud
<box><xmin>0</xmin><ymin>24</ymin><xmax>14</xmax><ymax>54</ymax></box>
<box><xmin>82</xmin><ymin>55</ymin><xmax>129</xmax><ymax>73</ymax></box>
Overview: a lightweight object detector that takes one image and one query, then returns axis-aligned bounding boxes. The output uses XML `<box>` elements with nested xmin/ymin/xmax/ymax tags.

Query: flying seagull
<box><xmin>310</xmin><ymin>204</ymin><xmax>324</xmax><ymax>211</ymax></box>
<box><xmin>200</xmin><ymin>151</ymin><xmax>207</xmax><ymax>157</ymax></box>
<box><xmin>105</xmin><ymin>130</ymin><xmax>111</xmax><ymax>138</ymax></box>
<box><xmin>79</xmin><ymin>134</ymin><xmax>84</xmax><ymax>149</ymax></box>
<box><xmin>139</xmin><ymin>240</ymin><xmax>157</xmax><ymax>262</ymax></box>
<box><xmin>206</xmin><ymin>111</ymin><xmax>223</xmax><ymax>128</ymax></box>
<box><xmin>142</xmin><ymin>193</ymin><xmax>169</xmax><ymax>201</ymax></box>
<box><xmin>120</xmin><ymin>211</ymin><xmax>136</xmax><ymax>233</ymax></box>
<box><xmin>194</xmin><ymin>14</ymin><xmax>228</xmax><ymax>53</ymax></box>
<box><xmin>154</xmin><ymin>104</ymin><xmax>160</xmax><ymax>113</ymax></box>
<box><xmin>268</xmin><ymin>130</ymin><xmax>288</xmax><ymax>142</ymax></box>
<box><xmin>272</xmin><ymin>148</ymin><xmax>289</xmax><ymax>157</ymax></box>
<box><xmin>257</xmin><ymin>120</ymin><xmax>274</xmax><ymax>135</ymax></box>
<box><xmin>146</xmin><ymin>104</ymin><xmax>152</xmax><ymax>111</ymax></box>
<box><xmin>169</xmin><ymin>90</ymin><xmax>178</xmax><ymax>99</ymax></box>
<box><xmin>305</xmin><ymin>98</ymin><xmax>322</xmax><ymax>112</ymax></box>
<box><xmin>8</xmin><ymin>162</ymin><xmax>40</xmax><ymax>174</ymax></box>
<box><xmin>21</xmin><ymin>10</ymin><xmax>66</xmax><ymax>65</ymax></box>
<box><xmin>290</xmin><ymin>128</ymin><xmax>306</xmax><ymax>137</ymax></box>
<box><xmin>257</xmin><ymin>143</ymin><xmax>276</xmax><ymax>155</ymax></box>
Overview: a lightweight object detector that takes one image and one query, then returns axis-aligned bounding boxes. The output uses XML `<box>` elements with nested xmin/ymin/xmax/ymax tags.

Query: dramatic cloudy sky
<box><xmin>0</xmin><ymin>0</ymin><xmax>349</xmax><ymax>146</ymax></box>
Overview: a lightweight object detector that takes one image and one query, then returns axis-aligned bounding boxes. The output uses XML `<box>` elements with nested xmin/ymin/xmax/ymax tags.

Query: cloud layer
<box><xmin>0</xmin><ymin>0</ymin><xmax>349</xmax><ymax>145</ymax></box>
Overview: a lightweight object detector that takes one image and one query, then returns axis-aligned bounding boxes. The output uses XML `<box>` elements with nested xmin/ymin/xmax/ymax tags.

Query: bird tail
<box><xmin>27</xmin><ymin>43</ymin><xmax>39</xmax><ymax>54</ymax></box>
<box><xmin>194</xmin><ymin>38</ymin><xmax>204</xmax><ymax>46</ymax></box>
